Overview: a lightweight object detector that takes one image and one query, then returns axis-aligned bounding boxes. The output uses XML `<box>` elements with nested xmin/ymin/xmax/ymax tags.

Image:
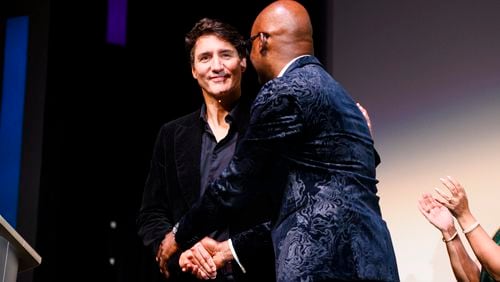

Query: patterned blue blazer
<box><xmin>176</xmin><ymin>55</ymin><xmax>400</xmax><ymax>282</ymax></box>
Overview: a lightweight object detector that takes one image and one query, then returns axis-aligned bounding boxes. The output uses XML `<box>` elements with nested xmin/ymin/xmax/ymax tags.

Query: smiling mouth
<box><xmin>210</xmin><ymin>76</ymin><xmax>227</xmax><ymax>82</ymax></box>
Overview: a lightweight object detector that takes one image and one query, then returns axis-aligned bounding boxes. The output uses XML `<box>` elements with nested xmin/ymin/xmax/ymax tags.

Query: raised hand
<box><xmin>418</xmin><ymin>192</ymin><xmax>454</xmax><ymax>232</ymax></box>
<box><xmin>434</xmin><ymin>176</ymin><xmax>471</xmax><ymax>219</ymax></box>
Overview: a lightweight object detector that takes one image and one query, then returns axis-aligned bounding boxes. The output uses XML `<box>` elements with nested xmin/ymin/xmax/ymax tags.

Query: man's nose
<box><xmin>211</xmin><ymin>56</ymin><xmax>224</xmax><ymax>70</ymax></box>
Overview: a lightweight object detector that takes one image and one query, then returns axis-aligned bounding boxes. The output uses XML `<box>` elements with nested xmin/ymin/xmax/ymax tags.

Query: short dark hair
<box><xmin>185</xmin><ymin>18</ymin><xmax>247</xmax><ymax>65</ymax></box>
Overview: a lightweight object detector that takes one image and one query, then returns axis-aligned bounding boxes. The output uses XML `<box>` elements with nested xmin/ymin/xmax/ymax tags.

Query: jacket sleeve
<box><xmin>230</xmin><ymin>221</ymin><xmax>274</xmax><ymax>274</ymax></box>
<box><xmin>175</xmin><ymin>81</ymin><xmax>303</xmax><ymax>250</ymax></box>
<box><xmin>136</xmin><ymin>125</ymin><xmax>174</xmax><ymax>254</ymax></box>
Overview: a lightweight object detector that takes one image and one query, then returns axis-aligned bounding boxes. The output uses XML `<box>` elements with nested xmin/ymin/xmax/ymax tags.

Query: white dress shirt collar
<box><xmin>277</xmin><ymin>55</ymin><xmax>311</xmax><ymax>77</ymax></box>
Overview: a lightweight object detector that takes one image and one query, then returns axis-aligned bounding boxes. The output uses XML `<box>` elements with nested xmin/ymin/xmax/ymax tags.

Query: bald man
<box><xmin>158</xmin><ymin>1</ymin><xmax>400</xmax><ymax>281</ymax></box>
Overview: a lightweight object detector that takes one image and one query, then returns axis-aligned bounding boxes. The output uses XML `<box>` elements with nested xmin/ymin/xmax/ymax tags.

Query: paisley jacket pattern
<box><xmin>176</xmin><ymin>56</ymin><xmax>399</xmax><ymax>282</ymax></box>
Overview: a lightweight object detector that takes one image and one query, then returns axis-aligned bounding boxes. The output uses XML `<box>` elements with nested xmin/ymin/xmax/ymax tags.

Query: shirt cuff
<box><xmin>228</xmin><ymin>239</ymin><xmax>246</xmax><ymax>274</ymax></box>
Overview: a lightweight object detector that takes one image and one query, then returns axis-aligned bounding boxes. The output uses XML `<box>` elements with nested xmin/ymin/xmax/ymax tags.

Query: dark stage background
<box><xmin>3</xmin><ymin>1</ymin><xmax>327</xmax><ymax>281</ymax></box>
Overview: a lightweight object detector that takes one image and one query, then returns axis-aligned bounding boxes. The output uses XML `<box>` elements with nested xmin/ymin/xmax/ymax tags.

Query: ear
<box><xmin>240</xmin><ymin>57</ymin><xmax>247</xmax><ymax>72</ymax></box>
<box><xmin>258</xmin><ymin>33</ymin><xmax>268</xmax><ymax>55</ymax></box>
<box><xmin>191</xmin><ymin>65</ymin><xmax>198</xmax><ymax>79</ymax></box>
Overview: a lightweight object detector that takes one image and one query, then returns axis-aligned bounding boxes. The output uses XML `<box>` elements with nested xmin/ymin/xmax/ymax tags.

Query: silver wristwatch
<box><xmin>172</xmin><ymin>222</ymin><xmax>179</xmax><ymax>235</ymax></box>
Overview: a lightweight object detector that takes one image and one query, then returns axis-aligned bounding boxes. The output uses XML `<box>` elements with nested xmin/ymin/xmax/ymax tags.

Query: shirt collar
<box><xmin>277</xmin><ymin>55</ymin><xmax>311</xmax><ymax>77</ymax></box>
<box><xmin>199</xmin><ymin>100</ymin><xmax>243</xmax><ymax>127</ymax></box>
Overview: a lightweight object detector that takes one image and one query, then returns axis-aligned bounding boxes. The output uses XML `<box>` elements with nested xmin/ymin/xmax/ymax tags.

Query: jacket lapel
<box><xmin>174</xmin><ymin>114</ymin><xmax>202</xmax><ymax>206</ymax></box>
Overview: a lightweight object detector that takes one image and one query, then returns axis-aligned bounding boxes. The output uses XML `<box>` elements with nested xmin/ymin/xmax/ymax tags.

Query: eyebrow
<box><xmin>196</xmin><ymin>48</ymin><xmax>237</xmax><ymax>58</ymax></box>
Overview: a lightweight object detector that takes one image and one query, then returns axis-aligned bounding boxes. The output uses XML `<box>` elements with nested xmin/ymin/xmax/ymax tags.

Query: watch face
<box><xmin>172</xmin><ymin>222</ymin><xmax>179</xmax><ymax>235</ymax></box>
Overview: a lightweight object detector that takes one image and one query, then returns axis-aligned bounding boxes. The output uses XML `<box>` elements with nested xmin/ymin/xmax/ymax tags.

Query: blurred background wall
<box><xmin>328</xmin><ymin>1</ymin><xmax>500</xmax><ymax>281</ymax></box>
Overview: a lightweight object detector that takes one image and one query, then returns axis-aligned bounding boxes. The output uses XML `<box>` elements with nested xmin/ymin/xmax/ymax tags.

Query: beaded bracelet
<box><xmin>463</xmin><ymin>221</ymin><xmax>480</xmax><ymax>234</ymax></box>
<box><xmin>442</xmin><ymin>231</ymin><xmax>458</xmax><ymax>243</ymax></box>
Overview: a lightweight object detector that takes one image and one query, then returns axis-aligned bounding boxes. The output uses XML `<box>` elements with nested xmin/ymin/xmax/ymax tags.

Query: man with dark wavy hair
<box><xmin>137</xmin><ymin>18</ymin><xmax>275</xmax><ymax>281</ymax></box>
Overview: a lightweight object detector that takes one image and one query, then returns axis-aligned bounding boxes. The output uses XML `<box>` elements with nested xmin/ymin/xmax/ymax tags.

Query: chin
<box><xmin>211</xmin><ymin>86</ymin><xmax>231</xmax><ymax>95</ymax></box>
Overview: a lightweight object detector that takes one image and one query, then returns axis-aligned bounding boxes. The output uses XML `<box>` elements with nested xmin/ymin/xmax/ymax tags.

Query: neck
<box><xmin>205</xmin><ymin>101</ymin><xmax>230</xmax><ymax>128</ymax></box>
<box><xmin>204</xmin><ymin>94</ymin><xmax>239</xmax><ymax>142</ymax></box>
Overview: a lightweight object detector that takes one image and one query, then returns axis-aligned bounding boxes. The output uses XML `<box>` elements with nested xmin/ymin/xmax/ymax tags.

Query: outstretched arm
<box><xmin>418</xmin><ymin>192</ymin><xmax>480</xmax><ymax>281</ymax></box>
<box><xmin>160</xmin><ymin>88</ymin><xmax>302</xmax><ymax>278</ymax></box>
<box><xmin>179</xmin><ymin>221</ymin><xmax>274</xmax><ymax>279</ymax></box>
<box><xmin>436</xmin><ymin>176</ymin><xmax>500</xmax><ymax>280</ymax></box>
<box><xmin>175</xmin><ymin>89</ymin><xmax>302</xmax><ymax>249</ymax></box>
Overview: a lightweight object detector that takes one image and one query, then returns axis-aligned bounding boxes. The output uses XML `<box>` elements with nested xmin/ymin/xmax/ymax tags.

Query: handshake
<box><xmin>156</xmin><ymin>233</ymin><xmax>233</xmax><ymax>280</ymax></box>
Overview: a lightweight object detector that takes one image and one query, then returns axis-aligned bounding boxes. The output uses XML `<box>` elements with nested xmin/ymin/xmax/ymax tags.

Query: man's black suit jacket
<box><xmin>137</xmin><ymin>97</ymin><xmax>276</xmax><ymax>281</ymax></box>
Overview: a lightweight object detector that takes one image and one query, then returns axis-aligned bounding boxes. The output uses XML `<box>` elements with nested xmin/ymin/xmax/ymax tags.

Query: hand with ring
<box><xmin>434</xmin><ymin>176</ymin><xmax>470</xmax><ymax>219</ymax></box>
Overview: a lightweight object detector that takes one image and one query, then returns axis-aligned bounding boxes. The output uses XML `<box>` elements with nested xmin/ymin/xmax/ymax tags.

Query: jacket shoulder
<box><xmin>158</xmin><ymin>110</ymin><xmax>200</xmax><ymax>133</ymax></box>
